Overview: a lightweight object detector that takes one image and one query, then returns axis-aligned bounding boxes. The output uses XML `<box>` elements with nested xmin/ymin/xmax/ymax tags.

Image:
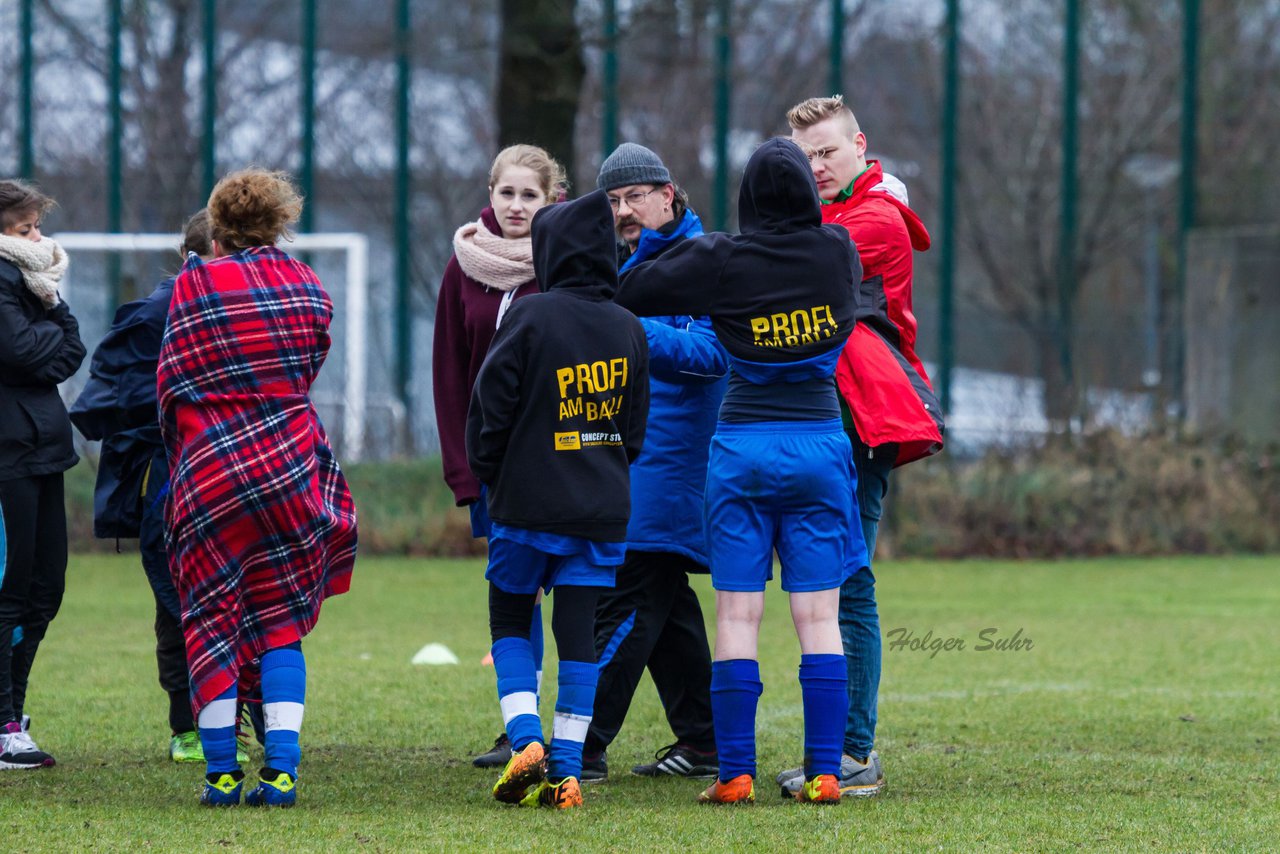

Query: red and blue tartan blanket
<box><xmin>158</xmin><ymin>246</ymin><xmax>358</xmax><ymax>712</ymax></box>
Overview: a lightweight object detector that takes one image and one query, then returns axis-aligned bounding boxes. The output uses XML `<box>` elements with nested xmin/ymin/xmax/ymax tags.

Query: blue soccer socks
<box><xmin>492</xmin><ymin>636</ymin><xmax>542</xmax><ymax>751</ymax></box>
<box><xmin>531</xmin><ymin>600</ymin><xmax>545</xmax><ymax>697</ymax></box>
<box><xmin>799</xmin><ymin>653</ymin><xmax>848</xmax><ymax>778</ymax></box>
<box><xmin>197</xmin><ymin>683</ymin><xmax>240</xmax><ymax>775</ymax></box>
<box><xmin>549</xmin><ymin>659</ymin><xmax>597</xmax><ymax>781</ymax></box>
<box><xmin>710</xmin><ymin>659</ymin><xmax>763</xmax><ymax>781</ymax></box>
<box><xmin>260</xmin><ymin>644</ymin><xmax>306</xmax><ymax>779</ymax></box>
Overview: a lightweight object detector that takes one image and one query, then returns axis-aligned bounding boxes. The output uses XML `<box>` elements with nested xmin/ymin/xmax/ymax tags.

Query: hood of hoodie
<box><xmin>737</xmin><ymin>137</ymin><xmax>822</xmax><ymax>235</ymax></box>
<box><xmin>853</xmin><ymin>161</ymin><xmax>932</xmax><ymax>252</ymax></box>
<box><xmin>531</xmin><ymin>190</ymin><xmax>619</xmax><ymax>299</ymax></box>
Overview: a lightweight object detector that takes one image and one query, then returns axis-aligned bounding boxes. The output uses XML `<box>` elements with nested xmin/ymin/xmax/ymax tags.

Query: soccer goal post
<box><xmin>55</xmin><ymin>232</ymin><xmax>371</xmax><ymax>462</ymax></box>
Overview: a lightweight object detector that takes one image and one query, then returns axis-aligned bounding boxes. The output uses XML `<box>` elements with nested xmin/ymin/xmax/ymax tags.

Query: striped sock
<box><xmin>261</xmin><ymin>643</ymin><xmax>306</xmax><ymax>778</ymax></box>
<box><xmin>799</xmin><ymin>653</ymin><xmax>847</xmax><ymax>778</ymax></box>
<box><xmin>710</xmin><ymin>659</ymin><xmax>763</xmax><ymax>781</ymax></box>
<box><xmin>492</xmin><ymin>636</ymin><xmax>541</xmax><ymax>751</ymax></box>
<box><xmin>197</xmin><ymin>683</ymin><xmax>239</xmax><ymax>775</ymax></box>
<box><xmin>548</xmin><ymin>659</ymin><xmax>597</xmax><ymax>781</ymax></box>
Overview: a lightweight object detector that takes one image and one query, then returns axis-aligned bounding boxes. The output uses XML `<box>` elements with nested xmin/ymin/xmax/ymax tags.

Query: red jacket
<box><xmin>432</xmin><ymin>208</ymin><xmax>539</xmax><ymax>505</ymax></box>
<box><xmin>824</xmin><ymin>161</ymin><xmax>944</xmax><ymax>466</ymax></box>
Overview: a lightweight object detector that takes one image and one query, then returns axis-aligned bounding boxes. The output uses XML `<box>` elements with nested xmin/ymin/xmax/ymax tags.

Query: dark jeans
<box><xmin>0</xmin><ymin>473</ymin><xmax>68</xmax><ymax>725</ymax></box>
<box><xmin>140</xmin><ymin>452</ymin><xmax>192</xmax><ymax>733</ymax></box>
<box><xmin>839</xmin><ymin>440</ymin><xmax>895</xmax><ymax>758</ymax></box>
<box><xmin>585</xmin><ymin>550</ymin><xmax>715</xmax><ymax>755</ymax></box>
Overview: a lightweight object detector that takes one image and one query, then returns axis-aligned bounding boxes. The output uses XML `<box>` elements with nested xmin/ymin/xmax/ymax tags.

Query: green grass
<box><xmin>1</xmin><ymin>555</ymin><xmax>1276</xmax><ymax>851</ymax></box>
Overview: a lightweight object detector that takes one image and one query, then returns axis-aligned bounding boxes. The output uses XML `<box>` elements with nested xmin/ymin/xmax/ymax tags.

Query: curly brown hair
<box><xmin>0</xmin><ymin>179</ymin><xmax>55</xmax><ymax>230</ymax></box>
<box><xmin>207</xmin><ymin>168</ymin><xmax>303</xmax><ymax>252</ymax></box>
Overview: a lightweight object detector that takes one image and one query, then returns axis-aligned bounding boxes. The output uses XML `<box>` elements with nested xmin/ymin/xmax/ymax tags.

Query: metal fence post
<box><xmin>938</xmin><ymin>0</ymin><xmax>959</xmax><ymax>415</ymax></box>
<box><xmin>713</xmin><ymin>0</ymin><xmax>731</xmax><ymax>231</ymax></box>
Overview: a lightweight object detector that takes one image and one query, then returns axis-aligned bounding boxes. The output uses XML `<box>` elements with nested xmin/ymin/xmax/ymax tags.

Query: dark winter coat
<box><xmin>0</xmin><ymin>257</ymin><xmax>85</xmax><ymax>482</ymax></box>
<box><xmin>466</xmin><ymin>191</ymin><xmax>650</xmax><ymax>542</ymax></box>
<box><xmin>69</xmin><ymin>278</ymin><xmax>174</xmax><ymax>538</ymax></box>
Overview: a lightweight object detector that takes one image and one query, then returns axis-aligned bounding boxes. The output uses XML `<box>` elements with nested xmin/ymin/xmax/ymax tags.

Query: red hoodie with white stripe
<box><xmin>822</xmin><ymin>160</ymin><xmax>944</xmax><ymax>466</ymax></box>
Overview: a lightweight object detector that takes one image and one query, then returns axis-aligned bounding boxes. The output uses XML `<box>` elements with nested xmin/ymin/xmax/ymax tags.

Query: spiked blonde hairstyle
<box><xmin>785</xmin><ymin>95</ymin><xmax>861</xmax><ymax>138</ymax></box>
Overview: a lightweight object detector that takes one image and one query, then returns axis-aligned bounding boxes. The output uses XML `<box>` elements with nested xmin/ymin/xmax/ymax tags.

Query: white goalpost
<box><xmin>55</xmin><ymin>232</ymin><xmax>371</xmax><ymax>462</ymax></box>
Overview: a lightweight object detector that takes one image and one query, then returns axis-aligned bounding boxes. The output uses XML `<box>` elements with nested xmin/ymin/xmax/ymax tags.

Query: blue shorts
<box><xmin>485</xmin><ymin>526</ymin><xmax>622</xmax><ymax>595</ymax></box>
<box><xmin>705</xmin><ymin>419</ymin><xmax>858</xmax><ymax>593</ymax></box>
<box><xmin>470</xmin><ymin>484</ymin><xmax>493</xmax><ymax>539</ymax></box>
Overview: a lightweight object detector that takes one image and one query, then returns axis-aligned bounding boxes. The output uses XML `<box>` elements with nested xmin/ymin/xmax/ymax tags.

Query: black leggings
<box><xmin>0</xmin><ymin>473</ymin><xmax>68</xmax><ymax>725</ymax></box>
<box><xmin>489</xmin><ymin>583</ymin><xmax>602</xmax><ymax>663</ymax></box>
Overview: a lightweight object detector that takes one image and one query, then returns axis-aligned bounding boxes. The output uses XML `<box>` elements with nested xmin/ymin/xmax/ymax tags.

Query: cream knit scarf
<box><xmin>452</xmin><ymin>220</ymin><xmax>535</xmax><ymax>293</ymax></box>
<box><xmin>0</xmin><ymin>234</ymin><xmax>68</xmax><ymax>308</ymax></box>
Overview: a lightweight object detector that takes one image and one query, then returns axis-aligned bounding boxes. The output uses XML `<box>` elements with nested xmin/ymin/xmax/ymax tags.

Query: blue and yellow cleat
<box><xmin>244</xmin><ymin>767</ymin><xmax>297</xmax><ymax>807</ymax></box>
<box><xmin>199</xmin><ymin>770</ymin><xmax>245</xmax><ymax>807</ymax></box>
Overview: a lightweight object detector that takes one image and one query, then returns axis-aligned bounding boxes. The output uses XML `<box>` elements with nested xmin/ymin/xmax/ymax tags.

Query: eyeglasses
<box><xmin>607</xmin><ymin>188</ymin><xmax>661</xmax><ymax>210</ymax></box>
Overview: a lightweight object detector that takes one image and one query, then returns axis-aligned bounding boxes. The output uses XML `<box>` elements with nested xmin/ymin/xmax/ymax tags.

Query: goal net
<box><xmin>55</xmin><ymin>232</ymin><xmax>372</xmax><ymax>462</ymax></box>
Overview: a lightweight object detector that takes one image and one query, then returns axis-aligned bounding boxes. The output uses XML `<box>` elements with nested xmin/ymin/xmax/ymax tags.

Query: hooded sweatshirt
<box><xmin>823</xmin><ymin>161</ymin><xmax>944</xmax><ymax>466</ymax></box>
<box><xmin>466</xmin><ymin>191</ymin><xmax>650</xmax><ymax>542</ymax></box>
<box><xmin>616</xmin><ymin>137</ymin><xmax>861</xmax><ymax>421</ymax></box>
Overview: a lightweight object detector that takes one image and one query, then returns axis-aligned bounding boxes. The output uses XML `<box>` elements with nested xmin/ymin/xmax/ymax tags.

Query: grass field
<box><xmin>1</xmin><ymin>554</ymin><xmax>1276</xmax><ymax>851</ymax></box>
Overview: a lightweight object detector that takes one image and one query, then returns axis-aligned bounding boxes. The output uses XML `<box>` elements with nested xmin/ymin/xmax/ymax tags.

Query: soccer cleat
<box><xmin>0</xmin><ymin>724</ymin><xmax>55</xmax><ymax>770</ymax></box>
<box><xmin>245</xmin><ymin>767</ymin><xmax>297</xmax><ymax>807</ymax></box>
<box><xmin>631</xmin><ymin>742</ymin><xmax>719</xmax><ymax>779</ymax></box>
<box><xmin>519</xmin><ymin>776</ymin><xmax>583</xmax><ymax>809</ymax></box>
<box><xmin>169</xmin><ymin>731</ymin><xmax>205</xmax><ymax>763</ymax></box>
<box><xmin>778</xmin><ymin>751</ymin><xmax>885</xmax><ymax>799</ymax></box>
<box><xmin>580</xmin><ymin>750</ymin><xmax>608</xmax><ymax>783</ymax></box>
<box><xmin>794</xmin><ymin>774</ymin><xmax>841</xmax><ymax>804</ymax></box>
<box><xmin>492</xmin><ymin>741</ymin><xmax>546</xmax><ymax>803</ymax></box>
<box><xmin>697</xmin><ymin>774</ymin><xmax>755</xmax><ymax>805</ymax></box>
<box><xmin>473</xmin><ymin>732</ymin><xmax>513</xmax><ymax>768</ymax></box>
<box><xmin>199</xmin><ymin>770</ymin><xmax>245</xmax><ymax>806</ymax></box>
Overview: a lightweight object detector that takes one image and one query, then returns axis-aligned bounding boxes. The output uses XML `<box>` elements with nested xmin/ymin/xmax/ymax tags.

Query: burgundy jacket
<box><xmin>432</xmin><ymin>207</ymin><xmax>539</xmax><ymax>505</ymax></box>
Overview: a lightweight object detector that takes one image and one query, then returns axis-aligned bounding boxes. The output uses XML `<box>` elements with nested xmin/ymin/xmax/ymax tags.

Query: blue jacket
<box><xmin>623</xmin><ymin>209</ymin><xmax>728</xmax><ymax>566</ymax></box>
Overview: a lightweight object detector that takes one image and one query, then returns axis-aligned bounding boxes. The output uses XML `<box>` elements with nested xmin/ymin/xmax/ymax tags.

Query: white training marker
<box><xmin>411</xmin><ymin>643</ymin><xmax>460</xmax><ymax>666</ymax></box>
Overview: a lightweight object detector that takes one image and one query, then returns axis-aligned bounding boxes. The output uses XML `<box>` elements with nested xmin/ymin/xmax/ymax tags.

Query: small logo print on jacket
<box><xmin>554</xmin><ymin>431</ymin><xmax>582</xmax><ymax>451</ymax></box>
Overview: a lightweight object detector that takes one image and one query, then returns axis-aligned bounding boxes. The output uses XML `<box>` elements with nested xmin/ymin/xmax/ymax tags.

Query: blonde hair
<box><xmin>488</xmin><ymin>145</ymin><xmax>569</xmax><ymax>201</ymax></box>
<box><xmin>786</xmin><ymin>95</ymin><xmax>861</xmax><ymax>137</ymax></box>
<box><xmin>207</xmin><ymin>168</ymin><xmax>303</xmax><ymax>252</ymax></box>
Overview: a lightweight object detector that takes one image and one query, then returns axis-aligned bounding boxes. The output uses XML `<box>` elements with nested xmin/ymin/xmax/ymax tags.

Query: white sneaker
<box><xmin>0</xmin><ymin>725</ymin><xmax>56</xmax><ymax>770</ymax></box>
<box><xmin>777</xmin><ymin>750</ymin><xmax>884</xmax><ymax>798</ymax></box>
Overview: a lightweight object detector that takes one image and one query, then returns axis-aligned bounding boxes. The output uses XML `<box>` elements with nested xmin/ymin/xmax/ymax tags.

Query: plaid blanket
<box><xmin>158</xmin><ymin>247</ymin><xmax>357</xmax><ymax>713</ymax></box>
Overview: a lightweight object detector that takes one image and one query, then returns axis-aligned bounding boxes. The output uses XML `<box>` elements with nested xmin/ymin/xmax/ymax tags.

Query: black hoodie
<box><xmin>466</xmin><ymin>190</ymin><xmax>650</xmax><ymax>542</ymax></box>
<box><xmin>616</xmin><ymin>138</ymin><xmax>861</xmax><ymax>416</ymax></box>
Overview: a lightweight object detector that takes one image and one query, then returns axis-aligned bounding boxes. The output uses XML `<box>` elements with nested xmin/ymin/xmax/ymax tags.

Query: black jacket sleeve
<box><xmin>28</xmin><ymin>301</ymin><xmax>87</xmax><ymax>386</ymax></box>
<box><xmin>0</xmin><ymin>271</ymin><xmax>66</xmax><ymax>374</ymax></box>
<box><xmin>615</xmin><ymin>235</ymin><xmax>732</xmax><ymax>318</ymax></box>
<box><xmin>465</xmin><ymin>305</ymin><xmax>528</xmax><ymax>486</ymax></box>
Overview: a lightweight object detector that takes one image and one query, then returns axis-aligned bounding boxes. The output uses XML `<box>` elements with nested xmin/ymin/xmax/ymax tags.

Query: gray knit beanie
<box><xmin>597</xmin><ymin>142</ymin><xmax>671</xmax><ymax>191</ymax></box>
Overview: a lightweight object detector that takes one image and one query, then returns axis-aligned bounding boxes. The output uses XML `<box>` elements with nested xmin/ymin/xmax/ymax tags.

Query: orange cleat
<box><xmin>794</xmin><ymin>773</ymin><xmax>841</xmax><ymax>804</ymax></box>
<box><xmin>697</xmin><ymin>773</ymin><xmax>756</xmax><ymax>805</ymax></box>
<box><xmin>521</xmin><ymin>776</ymin><xmax>583</xmax><ymax>809</ymax></box>
<box><xmin>492</xmin><ymin>741</ymin><xmax>547</xmax><ymax>803</ymax></box>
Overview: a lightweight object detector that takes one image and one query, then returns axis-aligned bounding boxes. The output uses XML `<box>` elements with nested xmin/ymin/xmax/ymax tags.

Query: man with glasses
<box><xmin>579</xmin><ymin>143</ymin><xmax>726</xmax><ymax>783</ymax></box>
